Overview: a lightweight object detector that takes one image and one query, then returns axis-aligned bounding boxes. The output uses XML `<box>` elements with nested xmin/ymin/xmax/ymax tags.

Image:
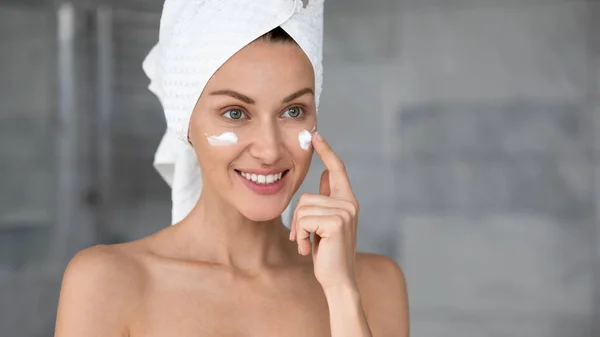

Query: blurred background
<box><xmin>0</xmin><ymin>0</ymin><xmax>598</xmax><ymax>336</ymax></box>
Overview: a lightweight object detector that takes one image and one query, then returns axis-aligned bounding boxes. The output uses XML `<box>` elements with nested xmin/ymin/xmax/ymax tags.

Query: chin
<box><xmin>237</xmin><ymin>202</ymin><xmax>289</xmax><ymax>222</ymax></box>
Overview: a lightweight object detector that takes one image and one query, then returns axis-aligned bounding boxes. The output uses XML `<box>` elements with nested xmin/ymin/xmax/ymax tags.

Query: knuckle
<box><xmin>343</xmin><ymin>200</ymin><xmax>359</xmax><ymax>217</ymax></box>
<box><xmin>295</xmin><ymin>206</ymin><xmax>307</xmax><ymax>218</ymax></box>
<box><xmin>296</xmin><ymin>220</ymin><xmax>306</xmax><ymax>234</ymax></box>
<box><xmin>349</xmin><ymin>202</ymin><xmax>359</xmax><ymax>217</ymax></box>
<box><xmin>298</xmin><ymin>232</ymin><xmax>309</xmax><ymax>240</ymax></box>
<box><xmin>341</xmin><ymin>210</ymin><xmax>352</xmax><ymax>223</ymax></box>
<box><xmin>332</xmin><ymin>215</ymin><xmax>345</xmax><ymax>230</ymax></box>
<box><xmin>298</xmin><ymin>193</ymin><xmax>313</xmax><ymax>206</ymax></box>
<box><xmin>298</xmin><ymin>215</ymin><xmax>312</xmax><ymax>227</ymax></box>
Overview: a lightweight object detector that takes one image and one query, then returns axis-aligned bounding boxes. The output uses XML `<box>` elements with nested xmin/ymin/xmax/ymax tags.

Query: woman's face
<box><xmin>189</xmin><ymin>39</ymin><xmax>316</xmax><ymax>221</ymax></box>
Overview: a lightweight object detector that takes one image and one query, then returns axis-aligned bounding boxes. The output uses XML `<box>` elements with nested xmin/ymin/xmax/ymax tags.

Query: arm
<box><xmin>290</xmin><ymin>134</ymin><xmax>408</xmax><ymax>336</ymax></box>
<box><xmin>325</xmin><ymin>283</ymin><xmax>373</xmax><ymax>337</ymax></box>
<box><xmin>54</xmin><ymin>245</ymin><xmax>139</xmax><ymax>337</ymax></box>
<box><xmin>325</xmin><ymin>254</ymin><xmax>410</xmax><ymax>337</ymax></box>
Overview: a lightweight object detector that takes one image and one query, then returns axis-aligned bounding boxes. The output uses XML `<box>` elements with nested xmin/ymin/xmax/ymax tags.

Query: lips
<box><xmin>235</xmin><ymin>169</ymin><xmax>289</xmax><ymax>195</ymax></box>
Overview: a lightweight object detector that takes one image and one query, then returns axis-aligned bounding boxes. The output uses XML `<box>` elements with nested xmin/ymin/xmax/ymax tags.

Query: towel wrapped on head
<box><xmin>142</xmin><ymin>0</ymin><xmax>324</xmax><ymax>225</ymax></box>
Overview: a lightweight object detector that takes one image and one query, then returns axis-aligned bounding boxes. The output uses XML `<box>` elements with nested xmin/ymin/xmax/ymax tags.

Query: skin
<box><xmin>54</xmin><ymin>39</ymin><xmax>409</xmax><ymax>337</ymax></box>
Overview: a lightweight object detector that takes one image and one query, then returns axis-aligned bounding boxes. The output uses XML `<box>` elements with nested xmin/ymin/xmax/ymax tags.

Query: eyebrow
<box><xmin>209</xmin><ymin>90</ymin><xmax>255</xmax><ymax>104</ymax></box>
<box><xmin>209</xmin><ymin>87</ymin><xmax>314</xmax><ymax>105</ymax></box>
<box><xmin>282</xmin><ymin>88</ymin><xmax>314</xmax><ymax>103</ymax></box>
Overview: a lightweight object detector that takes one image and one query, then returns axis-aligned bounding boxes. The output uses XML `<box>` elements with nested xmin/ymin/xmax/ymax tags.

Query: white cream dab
<box><xmin>206</xmin><ymin>132</ymin><xmax>238</xmax><ymax>146</ymax></box>
<box><xmin>298</xmin><ymin>126</ymin><xmax>316</xmax><ymax>150</ymax></box>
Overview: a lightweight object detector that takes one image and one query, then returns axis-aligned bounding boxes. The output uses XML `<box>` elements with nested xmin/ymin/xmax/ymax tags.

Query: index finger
<box><xmin>311</xmin><ymin>132</ymin><xmax>354</xmax><ymax>198</ymax></box>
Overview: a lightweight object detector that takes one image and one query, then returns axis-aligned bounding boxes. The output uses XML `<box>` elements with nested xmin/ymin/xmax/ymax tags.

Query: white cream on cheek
<box><xmin>207</xmin><ymin>128</ymin><xmax>314</xmax><ymax>149</ymax></box>
<box><xmin>298</xmin><ymin>130</ymin><xmax>312</xmax><ymax>150</ymax></box>
<box><xmin>298</xmin><ymin>126</ymin><xmax>316</xmax><ymax>151</ymax></box>
<box><xmin>206</xmin><ymin>132</ymin><xmax>238</xmax><ymax>146</ymax></box>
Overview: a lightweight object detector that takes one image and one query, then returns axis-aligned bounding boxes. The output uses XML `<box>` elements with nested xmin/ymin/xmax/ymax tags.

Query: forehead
<box><xmin>203</xmin><ymin>40</ymin><xmax>315</xmax><ymax>95</ymax></box>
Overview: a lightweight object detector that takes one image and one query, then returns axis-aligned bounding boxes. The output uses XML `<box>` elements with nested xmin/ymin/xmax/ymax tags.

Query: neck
<box><xmin>174</xmin><ymin>191</ymin><xmax>296</xmax><ymax>271</ymax></box>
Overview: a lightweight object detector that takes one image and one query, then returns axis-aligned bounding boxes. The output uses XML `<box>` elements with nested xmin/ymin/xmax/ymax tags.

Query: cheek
<box><xmin>189</xmin><ymin>112</ymin><xmax>240</xmax><ymax>161</ymax></box>
<box><xmin>280</xmin><ymin>115</ymin><xmax>317</xmax><ymax>151</ymax></box>
<box><xmin>206</xmin><ymin>132</ymin><xmax>238</xmax><ymax>146</ymax></box>
<box><xmin>194</xmin><ymin>137</ymin><xmax>240</xmax><ymax>177</ymax></box>
<box><xmin>281</xmin><ymin>130</ymin><xmax>313</xmax><ymax>167</ymax></box>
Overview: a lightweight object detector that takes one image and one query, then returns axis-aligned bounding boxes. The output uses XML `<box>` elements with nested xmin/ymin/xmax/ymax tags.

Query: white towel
<box><xmin>142</xmin><ymin>0</ymin><xmax>324</xmax><ymax>225</ymax></box>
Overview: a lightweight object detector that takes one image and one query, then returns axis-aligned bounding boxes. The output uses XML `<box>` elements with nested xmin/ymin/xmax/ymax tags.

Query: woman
<box><xmin>54</xmin><ymin>1</ymin><xmax>409</xmax><ymax>336</ymax></box>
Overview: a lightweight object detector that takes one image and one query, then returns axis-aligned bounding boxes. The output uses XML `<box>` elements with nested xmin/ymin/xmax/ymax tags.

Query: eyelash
<box><xmin>221</xmin><ymin>106</ymin><xmax>306</xmax><ymax>121</ymax></box>
<box><xmin>222</xmin><ymin>108</ymin><xmax>247</xmax><ymax>120</ymax></box>
<box><xmin>281</xmin><ymin>106</ymin><xmax>305</xmax><ymax>119</ymax></box>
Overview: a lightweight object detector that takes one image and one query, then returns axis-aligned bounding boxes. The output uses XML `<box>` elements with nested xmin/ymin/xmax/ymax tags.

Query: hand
<box><xmin>289</xmin><ymin>132</ymin><xmax>360</xmax><ymax>290</ymax></box>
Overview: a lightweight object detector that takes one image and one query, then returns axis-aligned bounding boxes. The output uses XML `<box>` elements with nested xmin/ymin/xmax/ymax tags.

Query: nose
<box><xmin>248</xmin><ymin>122</ymin><xmax>283</xmax><ymax>165</ymax></box>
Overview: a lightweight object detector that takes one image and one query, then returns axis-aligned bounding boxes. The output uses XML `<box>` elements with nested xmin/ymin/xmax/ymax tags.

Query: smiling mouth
<box><xmin>235</xmin><ymin>169</ymin><xmax>290</xmax><ymax>185</ymax></box>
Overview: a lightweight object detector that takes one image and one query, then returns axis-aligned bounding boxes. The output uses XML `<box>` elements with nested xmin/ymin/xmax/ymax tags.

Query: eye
<box><xmin>222</xmin><ymin>109</ymin><xmax>247</xmax><ymax>120</ymax></box>
<box><xmin>282</xmin><ymin>107</ymin><xmax>304</xmax><ymax>118</ymax></box>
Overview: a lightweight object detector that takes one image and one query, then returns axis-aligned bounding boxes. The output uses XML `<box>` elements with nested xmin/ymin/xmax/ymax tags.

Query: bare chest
<box><xmin>130</xmin><ymin>270</ymin><xmax>332</xmax><ymax>337</ymax></box>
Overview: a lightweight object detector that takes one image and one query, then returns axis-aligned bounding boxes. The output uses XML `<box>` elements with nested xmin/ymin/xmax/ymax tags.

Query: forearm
<box><xmin>325</xmin><ymin>284</ymin><xmax>373</xmax><ymax>337</ymax></box>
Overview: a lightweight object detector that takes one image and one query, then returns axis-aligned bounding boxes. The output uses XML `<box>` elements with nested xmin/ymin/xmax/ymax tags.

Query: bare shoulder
<box><xmin>355</xmin><ymin>253</ymin><xmax>408</xmax><ymax>303</ymax></box>
<box><xmin>55</xmin><ymin>243</ymin><xmax>146</xmax><ymax>337</ymax></box>
<box><xmin>62</xmin><ymin>243</ymin><xmax>146</xmax><ymax>291</ymax></box>
<box><xmin>356</xmin><ymin>253</ymin><xmax>410</xmax><ymax>337</ymax></box>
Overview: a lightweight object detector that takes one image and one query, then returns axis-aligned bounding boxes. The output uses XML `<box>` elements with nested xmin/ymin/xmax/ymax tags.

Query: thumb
<box><xmin>319</xmin><ymin>170</ymin><xmax>330</xmax><ymax>196</ymax></box>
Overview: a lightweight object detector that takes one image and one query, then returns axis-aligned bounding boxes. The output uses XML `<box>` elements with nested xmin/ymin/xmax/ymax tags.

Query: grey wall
<box><xmin>1</xmin><ymin>0</ymin><xmax>599</xmax><ymax>336</ymax></box>
<box><xmin>0</xmin><ymin>5</ymin><xmax>66</xmax><ymax>336</ymax></box>
<box><xmin>393</xmin><ymin>2</ymin><xmax>597</xmax><ymax>336</ymax></box>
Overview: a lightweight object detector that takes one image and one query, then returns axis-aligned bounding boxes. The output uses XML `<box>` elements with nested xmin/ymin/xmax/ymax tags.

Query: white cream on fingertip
<box><xmin>206</xmin><ymin>132</ymin><xmax>238</xmax><ymax>146</ymax></box>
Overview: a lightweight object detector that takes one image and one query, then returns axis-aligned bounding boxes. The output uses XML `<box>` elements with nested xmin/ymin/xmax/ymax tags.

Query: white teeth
<box><xmin>239</xmin><ymin>171</ymin><xmax>286</xmax><ymax>184</ymax></box>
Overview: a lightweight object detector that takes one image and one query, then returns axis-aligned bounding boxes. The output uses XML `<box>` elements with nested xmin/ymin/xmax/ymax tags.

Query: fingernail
<box><xmin>315</xmin><ymin>132</ymin><xmax>323</xmax><ymax>141</ymax></box>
